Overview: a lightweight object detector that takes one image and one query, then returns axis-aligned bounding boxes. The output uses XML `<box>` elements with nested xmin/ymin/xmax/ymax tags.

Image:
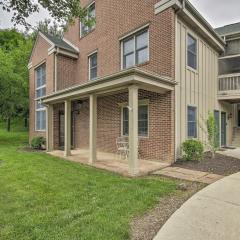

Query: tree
<box><xmin>206</xmin><ymin>112</ymin><xmax>219</xmax><ymax>158</ymax></box>
<box><xmin>199</xmin><ymin>112</ymin><xmax>219</xmax><ymax>158</ymax></box>
<box><xmin>0</xmin><ymin>29</ymin><xmax>32</xmax><ymax>131</ymax></box>
<box><xmin>32</xmin><ymin>19</ymin><xmax>64</xmax><ymax>40</ymax></box>
<box><xmin>0</xmin><ymin>0</ymin><xmax>87</xmax><ymax>29</ymax></box>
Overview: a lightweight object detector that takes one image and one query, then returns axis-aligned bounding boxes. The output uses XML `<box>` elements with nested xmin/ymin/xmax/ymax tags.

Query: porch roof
<box><xmin>42</xmin><ymin>67</ymin><xmax>177</xmax><ymax>104</ymax></box>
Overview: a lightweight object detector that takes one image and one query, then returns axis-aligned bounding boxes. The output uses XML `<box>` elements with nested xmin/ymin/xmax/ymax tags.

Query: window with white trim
<box><xmin>35</xmin><ymin>64</ymin><xmax>46</xmax><ymax>131</ymax></box>
<box><xmin>122</xmin><ymin>28</ymin><xmax>149</xmax><ymax>69</ymax></box>
<box><xmin>187</xmin><ymin>34</ymin><xmax>197</xmax><ymax>70</ymax></box>
<box><xmin>80</xmin><ymin>2</ymin><xmax>96</xmax><ymax>37</ymax></box>
<box><xmin>89</xmin><ymin>52</ymin><xmax>97</xmax><ymax>80</ymax></box>
<box><xmin>122</xmin><ymin>104</ymin><xmax>149</xmax><ymax>137</ymax></box>
<box><xmin>187</xmin><ymin>106</ymin><xmax>197</xmax><ymax>138</ymax></box>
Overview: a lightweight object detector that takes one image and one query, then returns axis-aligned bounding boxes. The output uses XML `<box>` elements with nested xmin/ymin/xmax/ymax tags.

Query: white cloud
<box><xmin>189</xmin><ymin>0</ymin><xmax>240</xmax><ymax>28</ymax></box>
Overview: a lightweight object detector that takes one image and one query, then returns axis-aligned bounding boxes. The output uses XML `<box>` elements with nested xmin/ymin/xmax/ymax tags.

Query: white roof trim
<box><xmin>39</xmin><ymin>32</ymin><xmax>55</xmax><ymax>46</ymax></box>
<box><xmin>63</xmin><ymin>37</ymin><xmax>80</xmax><ymax>53</ymax></box>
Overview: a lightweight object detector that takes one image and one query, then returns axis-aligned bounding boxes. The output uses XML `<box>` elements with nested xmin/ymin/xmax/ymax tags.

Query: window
<box><xmin>35</xmin><ymin>64</ymin><xmax>46</xmax><ymax>131</ymax></box>
<box><xmin>187</xmin><ymin>106</ymin><xmax>197</xmax><ymax>138</ymax></box>
<box><xmin>122</xmin><ymin>29</ymin><xmax>149</xmax><ymax>69</ymax></box>
<box><xmin>187</xmin><ymin>34</ymin><xmax>197</xmax><ymax>70</ymax></box>
<box><xmin>122</xmin><ymin>104</ymin><xmax>149</xmax><ymax>137</ymax></box>
<box><xmin>80</xmin><ymin>2</ymin><xmax>96</xmax><ymax>37</ymax></box>
<box><xmin>89</xmin><ymin>52</ymin><xmax>98</xmax><ymax>80</ymax></box>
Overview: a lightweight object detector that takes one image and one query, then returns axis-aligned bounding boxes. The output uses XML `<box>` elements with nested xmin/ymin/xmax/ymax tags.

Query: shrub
<box><xmin>182</xmin><ymin>139</ymin><xmax>204</xmax><ymax>161</ymax></box>
<box><xmin>31</xmin><ymin>136</ymin><xmax>46</xmax><ymax>150</ymax></box>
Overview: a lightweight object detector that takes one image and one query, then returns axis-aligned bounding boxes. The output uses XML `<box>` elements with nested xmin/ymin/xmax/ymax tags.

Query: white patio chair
<box><xmin>116</xmin><ymin>136</ymin><xmax>129</xmax><ymax>160</ymax></box>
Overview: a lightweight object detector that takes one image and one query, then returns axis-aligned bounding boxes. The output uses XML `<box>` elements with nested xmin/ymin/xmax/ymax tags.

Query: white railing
<box><xmin>219</xmin><ymin>73</ymin><xmax>240</xmax><ymax>91</ymax></box>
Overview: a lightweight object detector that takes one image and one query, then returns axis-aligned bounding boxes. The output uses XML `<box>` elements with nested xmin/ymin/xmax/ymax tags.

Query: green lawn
<box><xmin>0</xmin><ymin>129</ymin><xmax>177</xmax><ymax>240</ymax></box>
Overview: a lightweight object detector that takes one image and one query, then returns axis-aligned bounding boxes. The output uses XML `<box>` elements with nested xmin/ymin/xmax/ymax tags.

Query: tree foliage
<box><xmin>0</xmin><ymin>29</ymin><xmax>32</xmax><ymax>131</ymax></box>
<box><xmin>206</xmin><ymin>112</ymin><xmax>219</xmax><ymax>158</ymax></box>
<box><xmin>0</xmin><ymin>0</ymin><xmax>86</xmax><ymax>29</ymax></box>
<box><xmin>32</xmin><ymin>19</ymin><xmax>64</xmax><ymax>40</ymax></box>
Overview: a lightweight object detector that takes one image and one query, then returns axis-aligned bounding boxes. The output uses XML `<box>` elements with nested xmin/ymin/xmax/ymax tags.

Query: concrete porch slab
<box><xmin>48</xmin><ymin>149</ymin><xmax>170</xmax><ymax>177</ymax></box>
<box><xmin>153</xmin><ymin>167</ymin><xmax>223</xmax><ymax>184</ymax></box>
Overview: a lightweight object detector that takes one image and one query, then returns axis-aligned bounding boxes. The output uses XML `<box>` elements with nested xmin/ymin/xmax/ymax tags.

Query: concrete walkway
<box><xmin>153</xmin><ymin>167</ymin><xmax>223</xmax><ymax>184</ymax></box>
<box><xmin>218</xmin><ymin>148</ymin><xmax>240</xmax><ymax>159</ymax></box>
<box><xmin>154</xmin><ymin>172</ymin><xmax>240</xmax><ymax>240</ymax></box>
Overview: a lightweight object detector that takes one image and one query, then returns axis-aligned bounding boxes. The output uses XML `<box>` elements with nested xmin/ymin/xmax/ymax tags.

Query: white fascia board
<box><xmin>28</xmin><ymin>62</ymin><xmax>33</xmax><ymax>69</ymax></box>
<box><xmin>63</xmin><ymin>37</ymin><xmax>80</xmax><ymax>53</ymax></box>
<box><xmin>39</xmin><ymin>32</ymin><xmax>55</xmax><ymax>46</ymax></box>
<box><xmin>155</xmin><ymin>0</ymin><xmax>181</xmax><ymax>14</ymax></box>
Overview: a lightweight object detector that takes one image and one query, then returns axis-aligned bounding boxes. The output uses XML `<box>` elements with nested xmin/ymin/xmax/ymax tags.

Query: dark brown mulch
<box><xmin>17</xmin><ymin>146</ymin><xmax>46</xmax><ymax>153</ymax></box>
<box><xmin>173</xmin><ymin>152</ymin><xmax>240</xmax><ymax>176</ymax></box>
<box><xmin>131</xmin><ymin>180</ymin><xmax>205</xmax><ymax>240</ymax></box>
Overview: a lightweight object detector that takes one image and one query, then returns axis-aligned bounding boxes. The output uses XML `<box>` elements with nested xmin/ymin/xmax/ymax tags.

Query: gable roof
<box><xmin>215</xmin><ymin>22</ymin><xmax>240</xmax><ymax>36</ymax></box>
<box><xmin>40</xmin><ymin>31</ymin><xmax>79</xmax><ymax>54</ymax></box>
<box><xmin>28</xmin><ymin>31</ymin><xmax>79</xmax><ymax>67</ymax></box>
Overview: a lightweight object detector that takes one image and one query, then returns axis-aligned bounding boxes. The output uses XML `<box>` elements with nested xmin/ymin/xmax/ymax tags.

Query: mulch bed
<box><xmin>173</xmin><ymin>152</ymin><xmax>240</xmax><ymax>176</ymax></box>
<box><xmin>131</xmin><ymin>180</ymin><xmax>205</xmax><ymax>240</ymax></box>
<box><xmin>18</xmin><ymin>146</ymin><xmax>46</xmax><ymax>153</ymax></box>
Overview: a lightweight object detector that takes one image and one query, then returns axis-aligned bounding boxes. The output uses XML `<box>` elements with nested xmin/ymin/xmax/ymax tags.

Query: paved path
<box><xmin>154</xmin><ymin>172</ymin><xmax>240</xmax><ymax>240</ymax></box>
<box><xmin>153</xmin><ymin>167</ymin><xmax>223</xmax><ymax>184</ymax></box>
<box><xmin>218</xmin><ymin>148</ymin><xmax>240</xmax><ymax>159</ymax></box>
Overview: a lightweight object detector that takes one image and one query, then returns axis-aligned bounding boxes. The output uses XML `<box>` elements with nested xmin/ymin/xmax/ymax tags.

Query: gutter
<box><xmin>155</xmin><ymin>0</ymin><xmax>225</xmax><ymax>52</ymax></box>
<box><xmin>42</xmin><ymin>67</ymin><xmax>177</xmax><ymax>102</ymax></box>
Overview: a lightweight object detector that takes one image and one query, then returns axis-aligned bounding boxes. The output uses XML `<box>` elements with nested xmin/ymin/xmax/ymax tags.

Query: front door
<box><xmin>238</xmin><ymin>110</ymin><xmax>240</xmax><ymax>127</ymax></box>
<box><xmin>59</xmin><ymin>111</ymin><xmax>75</xmax><ymax>150</ymax></box>
<box><xmin>59</xmin><ymin>111</ymin><xmax>65</xmax><ymax>149</ymax></box>
<box><xmin>214</xmin><ymin>110</ymin><xmax>220</xmax><ymax>147</ymax></box>
<box><xmin>221</xmin><ymin>112</ymin><xmax>227</xmax><ymax>147</ymax></box>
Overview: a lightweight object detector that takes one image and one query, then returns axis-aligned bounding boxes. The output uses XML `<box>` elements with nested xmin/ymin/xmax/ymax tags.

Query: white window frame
<box><xmin>120</xmin><ymin>100</ymin><xmax>149</xmax><ymax>138</ymax></box>
<box><xmin>187</xmin><ymin>32</ymin><xmax>198</xmax><ymax>71</ymax></box>
<box><xmin>88</xmin><ymin>51</ymin><xmax>98</xmax><ymax>80</ymax></box>
<box><xmin>121</xmin><ymin>27</ymin><xmax>149</xmax><ymax>70</ymax></box>
<box><xmin>80</xmin><ymin>1</ymin><xmax>96</xmax><ymax>38</ymax></box>
<box><xmin>35</xmin><ymin>64</ymin><xmax>46</xmax><ymax>132</ymax></box>
<box><xmin>187</xmin><ymin>105</ymin><xmax>197</xmax><ymax>139</ymax></box>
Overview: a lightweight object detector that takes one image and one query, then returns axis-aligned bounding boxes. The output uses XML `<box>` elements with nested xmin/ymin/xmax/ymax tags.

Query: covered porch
<box><xmin>49</xmin><ymin>149</ymin><xmax>169</xmax><ymax>177</ymax></box>
<box><xmin>43</xmin><ymin>68</ymin><xmax>176</xmax><ymax>176</ymax></box>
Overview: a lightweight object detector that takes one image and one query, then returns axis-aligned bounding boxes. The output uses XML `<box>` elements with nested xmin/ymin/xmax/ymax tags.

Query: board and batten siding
<box><xmin>175</xmin><ymin>18</ymin><xmax>233</xmax><ymax>157</ymax></box>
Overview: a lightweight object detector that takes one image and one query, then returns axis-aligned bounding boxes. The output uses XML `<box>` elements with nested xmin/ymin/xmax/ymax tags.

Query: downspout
<box><xmin>174</xmin><ymin>0</ymin><xmax>185</xmax><ymax>161</ymax></box>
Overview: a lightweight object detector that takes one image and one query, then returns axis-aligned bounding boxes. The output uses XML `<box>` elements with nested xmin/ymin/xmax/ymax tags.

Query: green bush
<box><xmin>182</xmin><ymin>139</ymin><xmax>204</xmax><ymax>161</ymax></box>
<box><xmin>30</xmin><ymin>136</ymin><xmax>46</xmax><ymax>150</ymax></box>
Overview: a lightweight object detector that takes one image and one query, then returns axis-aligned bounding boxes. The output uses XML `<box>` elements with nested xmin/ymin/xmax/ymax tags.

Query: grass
<box><xmin>0</xmin><ymin>128</ymin><xmax>178</xmax><ymax>240</ymax></box>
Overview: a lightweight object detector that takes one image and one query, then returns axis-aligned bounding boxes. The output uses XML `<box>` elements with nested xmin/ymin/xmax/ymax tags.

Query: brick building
<box><xmin>29</xmin><ymin>0</ymin><xmax>233</xmax><ymax>176</ymax></box>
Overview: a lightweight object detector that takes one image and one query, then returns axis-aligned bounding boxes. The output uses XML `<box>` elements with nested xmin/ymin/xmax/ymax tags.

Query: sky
<box><xmin>0</xmin><ymin>0</ymin><xmax>240</xmax><ymax>30</ymax></box>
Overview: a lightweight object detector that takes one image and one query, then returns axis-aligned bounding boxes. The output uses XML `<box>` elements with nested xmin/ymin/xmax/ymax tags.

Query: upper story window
<box><xmin>80</xmin><ymin>2</ymin><xmax>96</xmax><ymax>38</ymax></box>
<box><xmin>187</xmin><ymin>106</ymin><xmax>197</xmax><ymax>138</ymax></box>
<box><xmin>89</xmin><ymin>52</ymin><xmax>98</xmax><ymax>80</ymax></box>
<box><xmin>122</xmin><ymin>28</ymin><xmax>149</xmax><ymax>69</ymax></box>
<box><xmin>122</xmin><ymin>104</ymin><xmax>149</xmax><ymax>137</ymax></box>
<box><xmin>35</xmin><ymin>64</ymin><xmax>46</xmax><ymax>131</ymax></box>
<box><xmin>187</xmin><ymin>34</ymin><xmax>197</xmax><ymax>70</ymax></box>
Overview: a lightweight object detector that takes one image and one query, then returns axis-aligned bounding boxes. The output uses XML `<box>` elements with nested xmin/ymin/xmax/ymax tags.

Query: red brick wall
<box><xmin>57</xmin><ymin>55</ymin><xmax>78</xmax><ymax>91</ymax></box>
<box><xmin>52</xmin><ymin>90</ymin><xmax>175</xmax><ymax>163</ymax></box>
<box><xmin>64</xmin><ymin>0</ymin><xmax>175</xmax><ymax>86</ymax></box>
<box><xmin>29</xmin><ymin>35</ymin><xmax>55</xmax><ymax>141</ymax></box>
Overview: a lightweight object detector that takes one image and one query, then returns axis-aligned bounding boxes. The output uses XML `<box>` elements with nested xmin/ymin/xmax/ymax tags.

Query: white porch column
<box><xmin>89</xmin><ymin>94</ymin><xmax>97</xmax><ymax>164</ymax></box>
<box><xmin>128</xmin><ymin>85</ymin><xmax>139</xmax><ymax>176</ymax></box>
<box><xmin>64</xmin><ymin>100</ymin><xmax>71</xmax><ymax>157</ymax></box>
<box><xmin>46</xmin><ymin>104</ymin><xmax>53</xmax><ymax>152</ymax></box>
